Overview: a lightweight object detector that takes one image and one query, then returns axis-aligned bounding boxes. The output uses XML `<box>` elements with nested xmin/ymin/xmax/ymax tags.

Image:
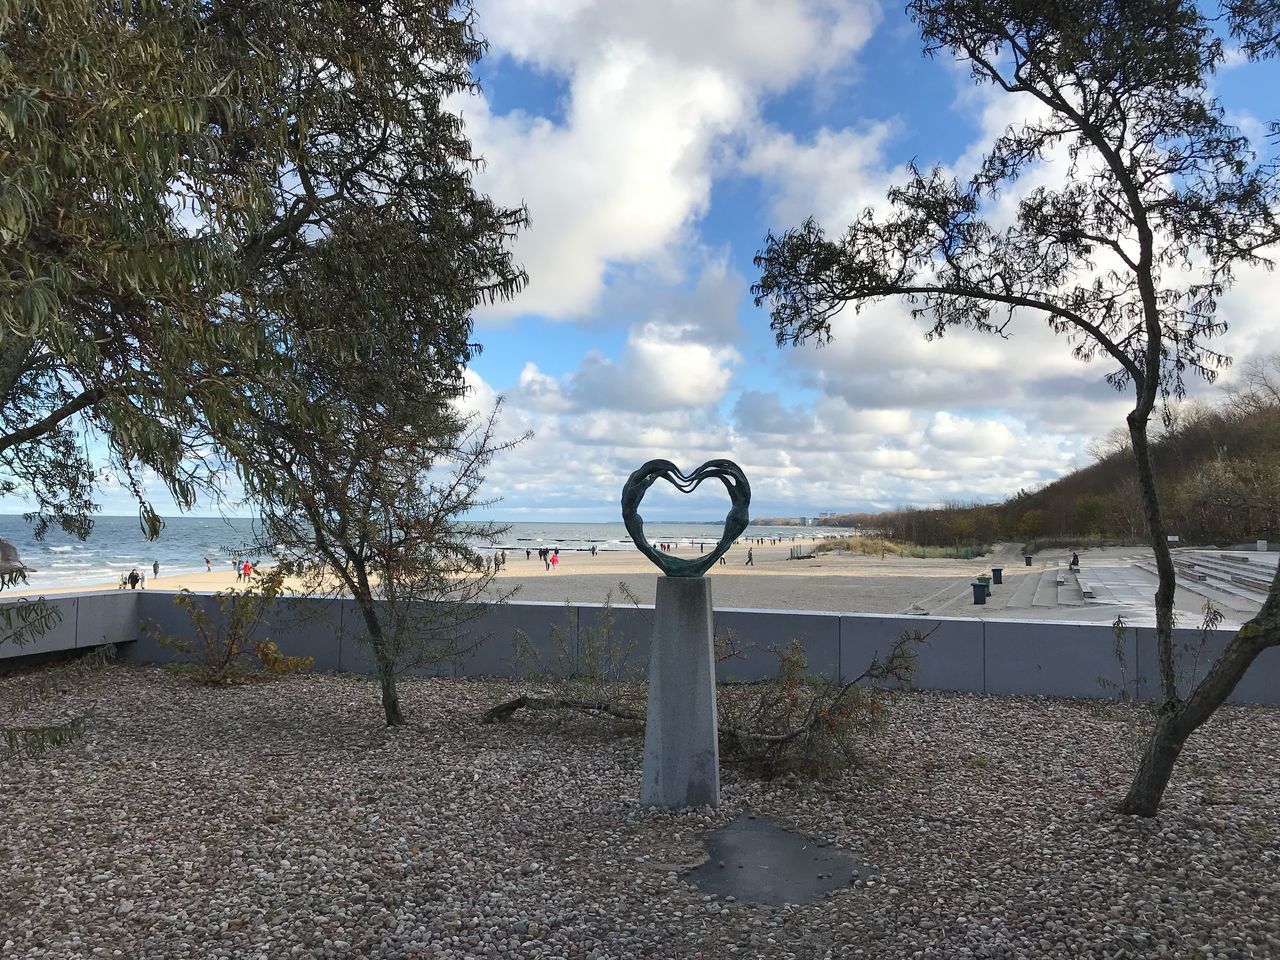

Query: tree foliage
<box><xmin>754</xmin><ymin>0</ymin><xmax>1280</xmax><ymax>815</ymax></box>
<box><xmin>1</xmin><ymin>0</ymin><xmax>525</xmax><ymax>540</ymax></box>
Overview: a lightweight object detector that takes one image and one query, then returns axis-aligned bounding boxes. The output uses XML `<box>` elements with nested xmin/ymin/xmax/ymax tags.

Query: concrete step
<box><xmin>1182</xmin><ymin>554</ymin><xmax>1266</xmax><ymax>578</ymax></box>
<box><xmin>1004</xmin><ymin>570</ymin><xmax>1042</xmax><ymax>609</ymax></box>
<box><xmin>1173</xmin><ymin>560</ymin><xmax>1208</xmax><ymax>582</ymax></box>
<box><xmin>1057</xmin><ymin>577</ymin><xmax>1085</xmax><ymax>606</ymax></box>
<box><xmin>1077</xmin><ymin>574</ymin><xmax>1119</xmax><ymax>603</ymax></box>
<box><xmin>1031</xmin><ymin>569</ymin><xmax>1062</xmax><ymax>608</ymax></box>
<box><xmin>1232</xmin><ymin>571</ymin><xmax>1276</xmax><ymax>592</ymax></box>
<box><xmin>1135</xmin><ymin>562</ymin><xmax>1268</xmax><ymax>610</ymax></box>
<box><xmin>1174</xmin><ymin>554</ymin><xmax>1276</xmax><ymax>592</ymax></box>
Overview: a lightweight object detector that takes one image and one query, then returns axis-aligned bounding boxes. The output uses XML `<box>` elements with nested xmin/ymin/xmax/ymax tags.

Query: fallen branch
<box><xmin>481</xmin><ymin>695</ymin><xmax>643</xmax><ymax>725</ymax></box>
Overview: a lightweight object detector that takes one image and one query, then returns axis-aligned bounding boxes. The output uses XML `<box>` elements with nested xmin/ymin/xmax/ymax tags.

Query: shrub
<box><xmin>150</xmin><ymin>567</ymin><xmax>312</xmax><ymax>684</ymax></box>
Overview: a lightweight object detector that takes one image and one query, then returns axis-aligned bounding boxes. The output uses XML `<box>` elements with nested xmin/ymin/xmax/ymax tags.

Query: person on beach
<box><xmin>550</xmin><ymin>552</ymin><xmax>559</xmax><ymax>572</ymax></box>
<box><xmin>152</xmin><ymin>560</ymin><xmax>160</xmax><ymax>578</ymax></box>
<box><xmin>544</xmin><ymin>553</ymin><xmax>550</xmax><ymax>571</ymax></box>
<box><xmin>232</xmin><ymin>554</ymin><xmax>240</xmax><ymax>581</ymax></box>
<box><xmin>1070</xmin><ymin>552</ymin><xmax>1080</xmax><ymax>570</ymax></box>
<box><xmin>745</xmin><ymin>547</ymin><xmax>754</xmax><ymax>566</ymax></box>
<box><xmin>526</xmin><ymin>548</ymin><xmax>531</xmax><ymax>561</ymax></box>
<box><xmin>140</xmin><ymin>571</ymin><xmax>146</xmax><ymax>589</ymax></box>
<box><xmin>204</xmin><ymin>555</ymin><xmax>211</xmax><ymax>572</ymax></box>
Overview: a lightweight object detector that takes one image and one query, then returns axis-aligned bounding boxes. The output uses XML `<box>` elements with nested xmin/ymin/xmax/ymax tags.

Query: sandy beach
<box><xmin>5</xmin><ymin>539</ymin><xmax>1219</xmax><ymax>624</ymax></box>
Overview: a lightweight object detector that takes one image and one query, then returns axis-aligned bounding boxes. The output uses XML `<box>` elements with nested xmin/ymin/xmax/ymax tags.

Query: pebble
<box><xmin>1</xmin><ymin>665</ymin><xmax>1277</xmax><ymax>958</ymax></box>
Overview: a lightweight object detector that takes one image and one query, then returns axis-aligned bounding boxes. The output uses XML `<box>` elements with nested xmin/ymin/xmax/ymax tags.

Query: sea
<box><xmin>0</xmin><ymin>515</ymin><xmax>845</xmax><ymax>591</ymax></box>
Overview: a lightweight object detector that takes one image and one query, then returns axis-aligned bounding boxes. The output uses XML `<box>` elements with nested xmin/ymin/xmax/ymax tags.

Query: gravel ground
<box><xmin>2</xmin><ymin>664</ymin><xmax>1278</xmax><ymax>959</ymax></box>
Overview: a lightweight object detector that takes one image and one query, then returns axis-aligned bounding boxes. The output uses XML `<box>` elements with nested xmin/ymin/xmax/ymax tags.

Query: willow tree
<box><xmin>1</xmin><ymin>0</ymin><xmax>523</xmax><ymax>539</ymax></box>
<box><xmin>753</xmin><ymin>0</ymin><xmax>1280</xmax><ymax>815</ymax></box>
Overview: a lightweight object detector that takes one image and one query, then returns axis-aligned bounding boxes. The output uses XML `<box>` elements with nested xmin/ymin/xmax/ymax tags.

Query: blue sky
<box><xmin>5</xmin><ymin>1</ymin><xmax>1277</xmax><ymax>524</ymax></box>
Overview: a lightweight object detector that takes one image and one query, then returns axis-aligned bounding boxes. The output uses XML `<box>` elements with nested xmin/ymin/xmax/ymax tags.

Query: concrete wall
<box><xmin>3</xmin><ymin>590</ymin><xmax>1278</xmax><ymax>706</ymax></box>
<box><xmin>0</xmin><ymin>591</ymin><xmax>139</xmax><ymax>659</ymax></box>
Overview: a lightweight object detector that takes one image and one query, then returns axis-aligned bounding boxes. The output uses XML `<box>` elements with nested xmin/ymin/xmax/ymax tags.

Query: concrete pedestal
<box><xmin>641</xmin><ymin>576</ymin><xmax>719</xmax><ymax>808</ymax></box>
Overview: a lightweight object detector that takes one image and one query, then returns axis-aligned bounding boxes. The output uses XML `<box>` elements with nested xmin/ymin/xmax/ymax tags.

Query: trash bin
<box><xmin>971</xmin><ymin>581</ymin><xmax>986</xmax><ymax>605</ymax></box>
<box><xmin>977</xmin><ymin>574</ymin><xmax>992</xmax><ymax>597</ymax></box>
<box><xmin>991</xmin><ymin>566</ymin><xmax>1003</xmax><ymax>585</ymax></box>
<box><xmin>1024</xmin><ymin>555</ymin><xmax>1033</xmax><ymax>566</ymax></box>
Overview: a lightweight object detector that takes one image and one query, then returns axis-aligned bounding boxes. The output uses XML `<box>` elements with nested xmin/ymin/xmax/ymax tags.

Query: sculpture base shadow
<box><xmin>684</xmin><ymin>812</ymin><xmax>874</xmax><ymax>906</ymax></box>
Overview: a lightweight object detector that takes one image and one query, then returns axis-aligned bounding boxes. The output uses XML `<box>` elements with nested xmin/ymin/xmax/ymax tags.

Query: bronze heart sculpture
<box><xmin>621</xmin><ymin>459</ymin><xmax>751</xmax><ymax>577</ymax></box>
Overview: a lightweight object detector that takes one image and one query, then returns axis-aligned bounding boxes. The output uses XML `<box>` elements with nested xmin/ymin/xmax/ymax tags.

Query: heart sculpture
<box><xmin>621</xmin><ymin>459</ymin><xmax>751</xmax><ymax>578</ymax></box>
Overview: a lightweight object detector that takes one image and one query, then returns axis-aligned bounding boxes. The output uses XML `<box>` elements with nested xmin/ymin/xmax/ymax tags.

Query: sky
<box><xmin>6</xmin><ymin>1</ymin><xmax>1279</xmax><ymax>523</ymax></box>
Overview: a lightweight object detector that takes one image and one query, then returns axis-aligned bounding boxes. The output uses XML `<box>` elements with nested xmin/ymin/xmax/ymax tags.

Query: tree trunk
<box><xmin>380</xmin><ymin>672</ymin><xmax>404</xmax><ymax>727</ymax></box>
<box><xmin>1127</xmin><ymin>415</ymin><xmax>1178</xmax><ymax>706</ymax></box>
<box><xmin>354</xmin><ymin>585</ymin><xmax>405</xmax><ymax>727</ymax></box>
<box><xmin>1118</xmin><ymin>563</ymin><xmax>1280</xmax><ymax>816</ymax></box>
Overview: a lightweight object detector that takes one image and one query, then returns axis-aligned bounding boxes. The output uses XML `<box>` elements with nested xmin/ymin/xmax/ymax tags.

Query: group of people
<box><xmin>118</xmin><ymin>555</ymin><xmax>257</xmax><ymax>589</ymax></box>
<box><xmin>533</xmin><ymin>546</ymin><xmax>559</xmax><ymax>571</ymax></box>
<box><xmin>121</xmin><ymin>560</ymin><xmax>161</xmax><ymax>590</ymax></box>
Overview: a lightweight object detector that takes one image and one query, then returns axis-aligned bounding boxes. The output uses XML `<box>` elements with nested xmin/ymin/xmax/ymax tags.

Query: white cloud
<box><xmin>740</xmin><ymin>121</ymin><xmax>902</xmax><ymax>228</ymax></box>
<box><xmin>479</xmin><ymin>0</ymin><xmax>878</xmax><ymax>89</ymax></box>
<box><xmin>925</xmin><ymin>411</ymin><xmax>1016</xmax><ymax>455</ymax></box>
<box><xmin>569</xmin><ymin>322</ymin><xmax>740</xmax><ymax>412</ymax></box>
<box><xmin>465</xmin><ymin>0</ymin><xmax>880</xmax><ymax>320</ymax></box>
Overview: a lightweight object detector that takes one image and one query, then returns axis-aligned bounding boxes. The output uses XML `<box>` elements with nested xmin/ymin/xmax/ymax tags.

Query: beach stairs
<box><xmin>1133</xmin><ymin>550</ymin><xmax>1276</xmax><ymax>612</ymax></box>
<box><xmin>1031</xmin><ymin>562</ymin><xmax>1069</xmax><ymax>608</ymax></box>
<box><xmin>1076</xmin><ymin>570</ymin><xmax>1120</xmax><ymax>604</ymax></box>
<box><xmin>1002</xmin><ymin>567</ymin><xmax>1044</xmax><ymax>610</ymax></box>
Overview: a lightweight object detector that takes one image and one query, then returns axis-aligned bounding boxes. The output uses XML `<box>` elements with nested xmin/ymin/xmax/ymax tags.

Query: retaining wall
<box><xmin>2</xmin><ymin>590</ymin><xmax>1277</xmax><ymax>705</ymax></box>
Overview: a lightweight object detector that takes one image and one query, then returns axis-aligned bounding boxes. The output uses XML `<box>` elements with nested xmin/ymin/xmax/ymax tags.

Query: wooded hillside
<box><xmin>831</xmin><ymin>355</ymin><xmax>1280</xmax><ymax>548</ymax></box>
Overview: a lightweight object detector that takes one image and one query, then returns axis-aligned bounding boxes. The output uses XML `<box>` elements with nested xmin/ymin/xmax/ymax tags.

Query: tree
<box><xmin>1015</xmin><ymin>508</ymin><xmax>1044</xmax><ymax>543</ymax></box>
<box><xmin>228</xmin><ymin>194</ymin><xmax>527</xmax><ymax>725</ymax></box>
<box><xmin>253</xmin><ymin>396</ymin><xmax>522</xmax><ymax>726</ymax></box>
<box><xmin>2</xmin><ymin>0</ymin><xmax>525</xmax><ymax>540</ymax></box>
<box><xmin>753</xmin><ymin>0</ymin><xmax>1280</xmax><ymax>815</ymax></box>
<box><xmin>1228</xmin><ymin>0</ymin><xmax>1280</xmax><ymax>60</ymax></box>
<box><xmin>1224</xmin><ymin>352</ymin><xmax>1280</xmax><ymax>414</ymax></box>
